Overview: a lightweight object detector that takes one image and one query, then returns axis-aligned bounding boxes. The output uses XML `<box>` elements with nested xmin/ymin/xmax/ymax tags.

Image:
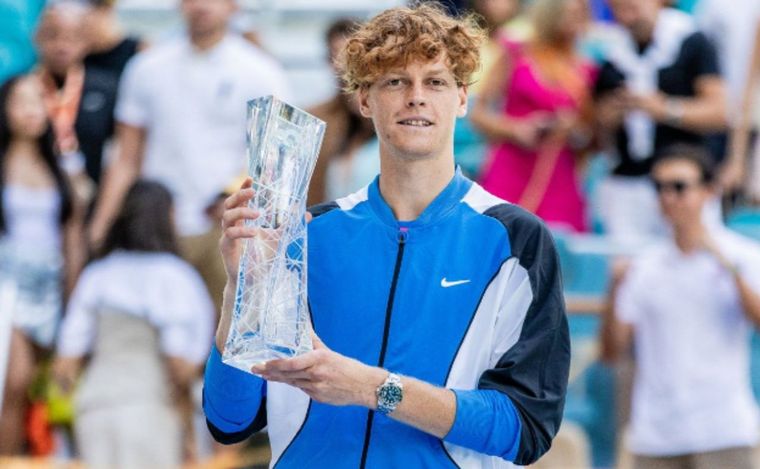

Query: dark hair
<box><xmin>0</xmin><ymin>75</ymin><xmax>73</xmax><ymax>234</ymax></box>
<box><xmin>652</xmin><ymin>143</ymin><xmax>717</xmax><ymax>184</ymax></box>
<box><xmin>324</xmin><ymin>18</ymin><xmax>375</xmax><ymax>156</ymax></box>
<box><xmin>326</xmin><ymin>18</ymin><xmax>359</xmax><ymax>45</ymax></box>
<box><xmin>85</xmin><ymin>0</ymin><xmax>116</xmax><ymax>7</ymax></box>
<box><xmin>98</xmin><ymin>180</ymin><xmax>179</xmax><ymax>258</ymax></box>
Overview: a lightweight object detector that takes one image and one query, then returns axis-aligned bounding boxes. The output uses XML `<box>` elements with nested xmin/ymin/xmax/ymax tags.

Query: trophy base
<box><xmin>221</xmin><ymin>339</ymin><xmax>305</xmax><ymax>374</ymax></box>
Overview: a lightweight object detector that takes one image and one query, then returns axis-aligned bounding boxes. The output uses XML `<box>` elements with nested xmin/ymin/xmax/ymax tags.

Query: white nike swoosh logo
<box><xmin>441</xmin><ymin>278</ymin><xmax>471</xmax><ymax>288</ymax></box>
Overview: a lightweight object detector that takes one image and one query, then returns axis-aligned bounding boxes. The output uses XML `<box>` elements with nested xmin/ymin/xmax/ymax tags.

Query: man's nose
<box><xmin>406</xmin><ymin>82</ymin><xmax>426</xmax><ymax>107</ymax></box>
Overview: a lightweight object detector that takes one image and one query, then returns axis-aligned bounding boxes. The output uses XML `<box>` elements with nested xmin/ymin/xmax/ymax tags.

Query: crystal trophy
<box><xmin>222</xmin><ymin>96</ymin><xmax>325</xmax><ymax>373</ymax></box>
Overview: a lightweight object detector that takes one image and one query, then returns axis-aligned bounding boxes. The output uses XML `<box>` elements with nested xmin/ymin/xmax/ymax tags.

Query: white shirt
<box><xmin>2</xmin><ymin>185</ymin><xmax>62</xmax><ymax>250</ymax></box>
<box><xmin>616</xmin><ymin>227</ymin><xmax>760</xmax><ymax>456</ymax></box>
<box><xmin>57</xmin><ymin>251</ymin><xmax>214</xmax><ymax>364</ymax></box>
<box><xmin>116</xmin><ymin>34</ymin><xmax>291</xmax><ymax>236</ymax></box>
<box><xmin>696</xmin><ymin>0</ymin><xmax>760</xmax><ymax>118</ymax></box>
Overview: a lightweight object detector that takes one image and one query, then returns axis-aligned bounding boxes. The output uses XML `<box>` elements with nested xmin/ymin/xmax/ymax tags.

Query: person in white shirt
<box><xmin>695</xmin><ymin>0</ymin><xmax>760</xmax><ymax>191</ymax></box>
<box><xmin>55</xmin><ymin>180</ymin><xmax>214</xmax><ymax>468</ymax></box>
<box><xmin>88</xmin><ymin>0</ymin><xmax>291</xmax><ymax>310</ymax></box>
<box><xmin>728</xmin><ymin>18</ymin><xmax>760</xmax><ymax>202</ymax></box>
<box><xmin>602</xmin><ymin>144</ymin><xmax>760</xmax><ymax>469</ymax></box>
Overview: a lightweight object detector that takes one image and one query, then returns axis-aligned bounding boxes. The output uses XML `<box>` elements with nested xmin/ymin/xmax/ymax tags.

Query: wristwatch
<box><xmin>664</xmin><ymin>98</ymin><xmax>684</xmax><ymax>126</ymax></box>
<box><xmin>376</xmin><ymin>372</ymin><xmax>403</xmax><ymax>415</ymax></box>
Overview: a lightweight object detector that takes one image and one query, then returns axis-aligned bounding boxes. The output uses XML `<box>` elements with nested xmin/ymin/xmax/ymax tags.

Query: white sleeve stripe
<box><xmin>461</xmin><ymin>183</ymin><xmax>510</xmax><ymax>214</ymax></box>
<box><xmin>335</xmin><ymin>185</ymin><xmax>370</xmax><ymax>211</ymax></box>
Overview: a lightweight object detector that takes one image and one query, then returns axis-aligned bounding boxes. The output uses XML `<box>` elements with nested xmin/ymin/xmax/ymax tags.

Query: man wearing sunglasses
<box><xmin>603</xmin><ymin>144</ymin><xmax>760</xmax><ymax>469</ymax></box>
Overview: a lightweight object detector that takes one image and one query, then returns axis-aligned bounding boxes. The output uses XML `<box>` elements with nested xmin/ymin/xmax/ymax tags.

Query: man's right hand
<box><xmin>219</xmin><ymin>178</ymin><xmax>260</xmax><ymax>283</ymax></box>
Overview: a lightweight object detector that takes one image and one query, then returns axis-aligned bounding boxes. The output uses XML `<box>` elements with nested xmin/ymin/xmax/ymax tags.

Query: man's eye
<box><xmin>429</xmin><ymin>79</ymin><xmax>446</xmax><ymax>87</ymax></box>
<box><xmin>387</xmin><ymin>79</ymin><xmax>403</xmax><ymax>87</ymax></box>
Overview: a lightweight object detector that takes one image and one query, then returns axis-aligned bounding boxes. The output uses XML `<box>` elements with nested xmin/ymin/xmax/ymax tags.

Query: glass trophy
<box><xmin>222</xmin><ymin>96</ymin><xmax>325</xmax><ymax>373</ymax></box>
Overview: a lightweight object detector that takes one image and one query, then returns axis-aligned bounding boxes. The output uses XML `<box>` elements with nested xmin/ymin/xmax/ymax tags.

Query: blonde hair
<box><xmin>339</xmin><ymin>3</ymin><xmax>485</xmax><ymax>92</ymax></box>
<box><xmin>529</xmin><ymin>0</ymin><xmax>584</xmax><ymax>45</ymax></box>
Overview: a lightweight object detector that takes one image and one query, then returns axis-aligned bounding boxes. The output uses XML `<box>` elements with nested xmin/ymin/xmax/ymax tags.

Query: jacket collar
<box><xmin>366</xmin><ymin>166</ymin><xmax>472</xmax><ymax>233</ymax></box>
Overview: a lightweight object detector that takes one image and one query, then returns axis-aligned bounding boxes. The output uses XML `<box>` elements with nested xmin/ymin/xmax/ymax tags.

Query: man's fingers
<box><xmin>221</xmin><ymin>207</ymin><xmax>259</xmax><ymax>229</ymax></box>
<box><xmin>258</xmin><ymin>369</ymin><xmax>314</xmax><ymax>383</ymax></box>
<box><xmin>223</xmin><ymin>226</ymin><xmax>258</xmax><ymax>241</ymax></box>
<box><xmin>254</xmin><ymin>353</ymin><xmax>318</xmax><ymax>374</ymax></box>
<box><xmin>224</xmin><ymin>187</ymin><xmax>255</xmax><ymax>210</ymax></box>
<box><xmin>311</xmin><ymin>332</ymin><xmax>326</xmax><ymax>350</ymax></box>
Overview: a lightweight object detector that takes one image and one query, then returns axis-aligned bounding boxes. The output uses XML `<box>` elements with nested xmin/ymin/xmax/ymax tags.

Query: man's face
<box><xmin>357</xmin><ymin>56</ymin><xmax>467</xmax><ymax>162</ymax></box>
<box><xmin>608</xmin><ymin>0</ymin><xmax>660</xmax><ymax>41</ymax></box>
<box><xmin>35</xmin><ymin>9</ymin><xmax>88</xmax><ymax>75</ymax></box>
<box><xmin>181</xmin><ymin>0</ymin><xmax>236</xmax><ymax>37</ymax></box>
<box><xmin>652</xmin><ymin>158</ymin><xmax>712</xmax><ymax>228</ymax></box>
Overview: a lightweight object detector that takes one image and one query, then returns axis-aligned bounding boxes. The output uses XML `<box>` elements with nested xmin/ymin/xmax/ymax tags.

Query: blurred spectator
<box><xmin>694</xmin><ymin>0</ymin><xmax>760</xmax><ymax>192</ymax></box>
<box><xmin>88</xmin><ymin>0</ymin><xmax>291</xmax><ymax>311</ymax></box>
<box><xmin>34</xmin><ymin>1</ymin><xmax>119</xmax><ymax>187</ymax></box>
<box><xmin>54</xmin><ymin>180</ymin><xmax>214</xmax><ymax>468</ymax></box>
<box><xmin>468</xmin><ymin>0</ymin><xmax>524</xmax><ymax>95</ymax></box>
<box><xmin>82</xmin><ymin>0</ymin><xmax>144</xmax><ymax>81</ymax></box>
<box><xmin>308</xmin><ymin>18</ymin><xmax>376</xmax><ymax>205</ymax></box>
<box><xmin>730</xmin><ymin>18</ymin><xmax>760</xmax><ymax>205</ymax></box>
<box><xmin>0</xmin><ymin>0</ymin><xmax>45</xmax><ymax>85</ymax></box>
<box><xmin>601</xmin><ymin>145</ymin><xmax>760</xmax><ymax>469</ymax></box>
<box><xmin>0</xmin><ymin>75</ymin><xmax>82</xmax><ymax>455</ymax></box>
<box><xmin>454</xmin><ymin>0</ymin><xmax>525</xmax><ymax>179</ymax></box>
<box><xmin>594</xmin><ymin>0</ymin><xmax>727</xmax><ymax>242</ymax></box>
<box><xmin>472</xmin><ymin>0</ymin><xmax>595</xmax><ymax>232</ymax></box>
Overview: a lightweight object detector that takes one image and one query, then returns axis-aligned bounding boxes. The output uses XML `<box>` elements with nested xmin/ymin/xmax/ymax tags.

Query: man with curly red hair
<box><xmin>203</xmin><ymin>4</ymin><xmax>570</xmax><ymax>467</ymax></box>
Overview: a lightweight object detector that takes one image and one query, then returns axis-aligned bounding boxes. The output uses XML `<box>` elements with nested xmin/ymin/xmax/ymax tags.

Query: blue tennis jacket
<box><xmin>203</xmin><ymin>169</ymin><xmax>570</xmax><ymax>468</ymax></box>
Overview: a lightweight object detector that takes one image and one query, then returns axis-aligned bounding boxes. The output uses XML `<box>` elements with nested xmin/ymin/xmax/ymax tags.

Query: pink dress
<box><xmin>479</xmin><ymin>49</ymin><xmax>595</xmax><ymax>232</ymax></box>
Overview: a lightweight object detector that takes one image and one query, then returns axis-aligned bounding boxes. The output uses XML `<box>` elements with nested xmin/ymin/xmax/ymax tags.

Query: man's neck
<box><xmin>377</xmin><ymin>150</ymin><xmax>455</xmax><ymax>222</ymax></box>
<box><xmin>190</xmin><ymin>28</ymin><xmax>227</xmax><ymax>52</ymax></box>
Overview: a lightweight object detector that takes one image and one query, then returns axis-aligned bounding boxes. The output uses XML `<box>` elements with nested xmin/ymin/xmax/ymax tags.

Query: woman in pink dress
<box><xmin>471</xmin><ymin>0</ymin><xmax>595</xmax><ymax>232</ymax></box>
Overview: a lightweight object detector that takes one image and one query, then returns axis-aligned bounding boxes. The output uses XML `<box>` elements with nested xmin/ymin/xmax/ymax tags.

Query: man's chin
<box><xmin>394</xmin><ymin>147</ymin><xmax>438</xmax><ymax>162</ymax></box>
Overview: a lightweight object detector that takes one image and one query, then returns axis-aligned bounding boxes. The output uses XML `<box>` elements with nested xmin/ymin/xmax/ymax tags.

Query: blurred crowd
<box><xmin>1</xmin><ymin>0</ymin><xmax>760</xmax><ymax>467</ymax></box>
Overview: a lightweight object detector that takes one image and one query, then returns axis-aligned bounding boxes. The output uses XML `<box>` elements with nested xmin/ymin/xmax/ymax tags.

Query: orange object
<box><xmin>26</xmin><ymin>402</ymin><xmax>55</xmax><ymax>456</ymax></box>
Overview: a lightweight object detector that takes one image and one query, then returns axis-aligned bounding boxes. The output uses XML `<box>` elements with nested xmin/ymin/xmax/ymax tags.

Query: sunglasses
<box><xmin>652</xmin><ymin>179</ymin><xmax>702</xmax><ymax>196</ymax></box>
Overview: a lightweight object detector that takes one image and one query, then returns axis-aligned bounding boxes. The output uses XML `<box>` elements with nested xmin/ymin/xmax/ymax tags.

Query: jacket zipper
<box><xmin>359</xmin><ymin>229</ymin><xmax>407</xmax><ymax>468</ymax></box>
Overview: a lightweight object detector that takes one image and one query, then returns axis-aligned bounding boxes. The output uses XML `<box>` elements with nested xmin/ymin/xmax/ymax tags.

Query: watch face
<box><xmin>379</xmin><ymin>382</ymin><xmax>402</xmax><ymax>405</ymax></box>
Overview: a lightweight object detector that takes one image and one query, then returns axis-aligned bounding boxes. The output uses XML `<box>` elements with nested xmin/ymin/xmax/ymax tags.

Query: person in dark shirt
<box><xmin>82</xmin><ymin>0</ymin><xmax>143</xmax><ymax>80</ymax></box>
<box><xmin>594</xmin><ymin>0</ymin><xmax>727</xmax><ymax>242</ymax></box>
<box><xmin>35</xmin><ymin>2</ymin><xmax>119</xmax><ymax>186</ymax></box>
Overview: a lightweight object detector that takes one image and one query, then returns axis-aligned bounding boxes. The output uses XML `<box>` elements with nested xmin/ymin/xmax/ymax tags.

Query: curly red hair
<box><xmin>338</xmin><ymin>4</ymin><xmax>485</xmax><ymax>92</ymax></box>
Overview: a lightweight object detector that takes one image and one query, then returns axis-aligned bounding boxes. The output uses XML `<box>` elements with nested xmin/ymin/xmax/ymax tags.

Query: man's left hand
<box><xmin>252</xmin><ymin>334</ymin><xmax>385</xmax><ymax>408</ymax></box>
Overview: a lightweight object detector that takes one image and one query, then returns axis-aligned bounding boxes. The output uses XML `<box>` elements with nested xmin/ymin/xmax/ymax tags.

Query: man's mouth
<box><xmin>398</xmin><ymin>119</ymin><xmax>433</xmax><ymax>127</ymax></box>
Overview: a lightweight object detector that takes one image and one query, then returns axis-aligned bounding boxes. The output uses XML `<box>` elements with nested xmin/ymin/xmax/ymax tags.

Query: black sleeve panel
<box><xmin>204</xmin><ymin>394</ymin><xmax>268</xmax><ymax>445</ymax></box>
<box><xmin>482</xmin><ymin>204</ymin><xmax>571</xmax><ymax>466</ymax></box>
<box><xmin>307</xmin><ymin>201</ymin><xmax>340</xmax><ymax>219</ymax></box>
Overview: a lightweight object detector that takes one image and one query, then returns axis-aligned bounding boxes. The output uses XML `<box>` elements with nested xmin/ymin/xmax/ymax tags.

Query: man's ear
<box><xmin>457</xmin><ymin>85</ymin><xmax>468</xmax><ymax>118</ymax></box>
<box><xmin>358</xmin><ymin>87</ymin><xmax>373</xmax><ymax>118</ymax></box>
